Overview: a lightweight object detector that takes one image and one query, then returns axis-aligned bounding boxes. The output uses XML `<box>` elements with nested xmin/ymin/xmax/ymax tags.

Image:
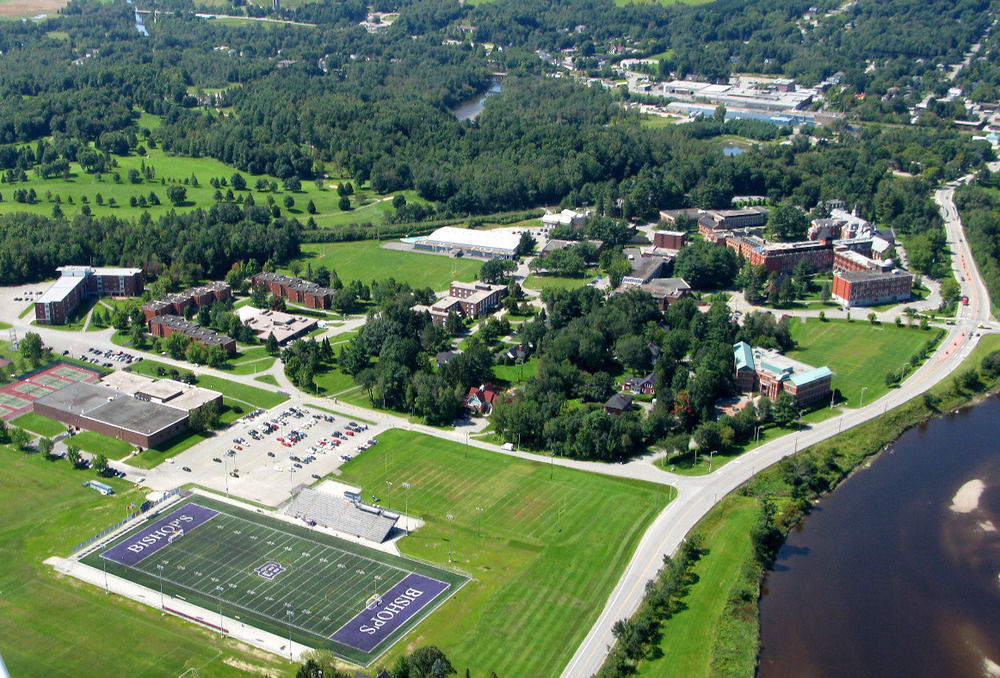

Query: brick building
<box><xmin>142</xmin><ymin>281</ymin><xmax>232</xmax><ymax>320</ymax></box>
<box><xmin>417</xmin><ymin>281</ymin><xmax>508</xmax><ymax>327</ymax></box>
<box><xmin>35</xmin><ymin>266</ymin><xmax>144</xmax><ymax>325</ymax></box>
<box><xmin>832</xmin><ymin>269</ymin><xmax>912</xmax><ymax>308</ymax></box>
<box><xmin>728</xmin><ymin>235</ymin><xmax>834</xmax><ymax>274</ymax></box>
<box><xmin>252</xmin><ymin>272</ymin><xmax>336</xmax><ymax>309</ymax></box>
<box><xmin>147</xmin><ymin>315</ymin><xmax>237</xmax><ymax>352</ymax></box>
<box><xmin>733</xmin><ymin>341</ymin><xmax>832</xmax><ymax>406</ymax></box>
<box><xmin>653</xmin><ymin>230</ymin><xmax>686</xmax><ymax>250</ymax></box>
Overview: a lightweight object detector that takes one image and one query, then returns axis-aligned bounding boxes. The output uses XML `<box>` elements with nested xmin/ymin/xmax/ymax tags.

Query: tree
<box><xmin>306</xmin><ymin>199</ymin><xmax>317</xmax><ymax>214</ymax></box>
<box><xmin>479</xmin><ymin>258</ymin><xmax>517</xmax><ymax>284</ymax></box>
<box><xmin>615</xmin><ymin>335</ymin><xmax>651</xmax><ymax>375</ymax></box>
<box><xmin>230</xmin><ymin>172</ymin><xmax>246</xmax><ymax>191</ymax></box>
<box><xmin>66</xmin><ymin>444</ymin><xmax>82</xmax><ymax>468</ymax></box>
<box><xmin>940</xmin><ymin>277</ymin><xmax>961</xmax><ymax>303</ymax></box>
<box><xmin>266</xmin><ymin>332</ymin><xmax>279</xmax><ymax>356</ymax></box>
<box><xmin>445</xmin><ymin>311</ymin><xmax>463</xmax><ymax>336</ymax></box>
<box><xmin>37</xmin><ymin>437</ymin><xmax>54</xmax><ymax>458</ymax></box>
<box><xmin>19</xmin><ymin>331</ymin><xmax>43</xmax><ymax>366</ymax></box>
<box><xmin>339</xmin><ymin>196</ymin><xmax>351</xmax><ymax>211</ymax></box>
<box><xmin>93</xmin><ymin>454</ymin><xmax>109</xmax><ymax>475</ymax></box>
<box><xmin>772</xmin><ymin>391</ymin><xmax>799</xmax><ymax>427</ymax></box>
<box><xmin>517</xmin><ymin>231</ymin><xmax>536</xmax><ymax>256</ymax></box>
<box><xmin>9</xmin><ymin>426</ymin><xmax>30</xmax><ymax>451</ymax></box>
<box><xmin>166</xmin><ymin>184</ymin><xmax>187</xmax><ymax>206</ymax></box>
<box><xmin>766</xmin><ymin>204</ymin><xmax>810</xmax><ymax>242</ymax></box>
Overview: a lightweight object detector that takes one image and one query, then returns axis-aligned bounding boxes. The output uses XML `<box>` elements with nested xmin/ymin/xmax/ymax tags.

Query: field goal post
<box><xmin>365</xmin><ymin>594</ymin><xmax>381</xmax><ymax>610</ymax></box>
<box><xmin>167</xmin><ymin>527</ymin><xmax>185</xmax><ymax>544</ymax></box>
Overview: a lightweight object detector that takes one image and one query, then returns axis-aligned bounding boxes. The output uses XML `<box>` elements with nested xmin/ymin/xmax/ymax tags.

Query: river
<box><xmin>450</xmin><ymin>79</ymin><xmax>502</xmax><ymax>121</ymax></box>
<box><xmin>759</xmin><ymin>396</ymin><xmax>1000</xmax><ymax>678</ymax></box>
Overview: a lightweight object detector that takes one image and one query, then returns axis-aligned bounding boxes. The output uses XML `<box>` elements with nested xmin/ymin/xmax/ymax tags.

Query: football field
<box><xmin>83</xmin><ymin>496</ymin><xmax>466</xmax><ymax>664</ymax></box>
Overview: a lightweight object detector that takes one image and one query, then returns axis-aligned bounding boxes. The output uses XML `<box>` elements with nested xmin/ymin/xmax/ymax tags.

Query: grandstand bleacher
<box><xmin>284</xmin><ymin>488</ymin><xmax>398</xmax><ymax>543</ymax></box>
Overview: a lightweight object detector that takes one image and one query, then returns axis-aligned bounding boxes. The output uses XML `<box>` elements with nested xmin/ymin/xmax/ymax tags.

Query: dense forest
<box><xmin>0</xmin><ymin>0</ymin><xmax>992</xmax><ymax>283</ymax></box>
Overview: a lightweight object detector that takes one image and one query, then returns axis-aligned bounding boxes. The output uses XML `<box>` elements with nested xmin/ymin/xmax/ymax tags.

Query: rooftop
<box><xmin>37</xmin><ymin>275</ymin><xmax>86</xmax><ymax>304</ymax></box>
<box><xmin>836</xmin><ymin>269</ymin><xmax>911</xmax><ymax>283</ymax></box>
<box><xmin>423</xmin><ymin>226</ymin><xmax>521</xmax><ymax>253</ymax></box>
<box><xmin>34</xmin><ymin>381</ymin><xmax>188</xmax><ymax>436</ymax></box>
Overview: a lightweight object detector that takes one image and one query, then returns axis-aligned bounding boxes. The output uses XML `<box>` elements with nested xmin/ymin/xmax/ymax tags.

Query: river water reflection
<box><xmin>759</xmin><ymin>396</ymin><xmax>1000</xmax><ymax>678</ymax></box>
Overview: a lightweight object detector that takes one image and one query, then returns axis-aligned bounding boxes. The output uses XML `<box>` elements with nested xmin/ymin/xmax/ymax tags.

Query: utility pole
<box><xmin>402</xmin><ymin>482</ymin><xmax>411</xmax><ymax>534</ymax></box>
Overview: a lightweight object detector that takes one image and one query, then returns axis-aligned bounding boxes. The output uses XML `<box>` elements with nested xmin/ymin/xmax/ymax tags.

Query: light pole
<box><xmin>446</xmin><ymin>514</ymin><xmax>454</xmax><ymax>563</ymax></box>
<box><xmin>708</xmin><ymin>450</ymin><xmax>716</xmax><ymax>472</ymax></box>
<box><xmin>285</xmin><ymin>607</ymin><xmax>294</xmax><ymax>661</ymax></box>
<box><xmin>476</xmin><ymin>506</ymin><xmax>483</xmax><ymax>538</ymax></box>
<box><xmin>103</xmin><ymin>558</ymin><xmax>109</xmax><ymax>594</ymax></box>
<box><xmin>224</xmin><ymin>455</ymin><xmax>229</xmax><ymax>496</ymax></box>
<box><xmin>157</xmin><ymin>563</ymin><xmax>165</xmax><ymax>613</ymax></box>
<box><xmin>216</xmin><ymin>585</ymin><xmax>225</xmax><ymax>636</ymax></box>
<box><xmin>385</xmin><ymin>480</ymin><xmax>392</xmax><ymax>510</ymax></box>
<box><xmin>860</xmin><ymin>386</ymin><xmax>868</xmax><ymax>408</ymax></box>
<box><xmin>401</xmin><ymin>482</ymin><xmax>411</xmax><ymax>534</ymax></box>
<box><xmin>465</xmin><ymin>431</ymin><xmax>469</xmax><ymax>458</ymax></box>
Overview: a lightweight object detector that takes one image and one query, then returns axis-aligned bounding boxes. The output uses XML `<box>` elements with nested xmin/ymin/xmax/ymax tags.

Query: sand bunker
<box><xmin>950</xmin><ymin>479</ymin><xmax>985</xmax><ymax>513</ymax></box>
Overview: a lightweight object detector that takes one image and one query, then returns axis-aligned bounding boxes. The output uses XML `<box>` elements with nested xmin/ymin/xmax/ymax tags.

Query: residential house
<box><xmin>604</xmin><ymin>392</ymin><xmax>634</xmax><ymax>415</ymax></box>
<box><xmin>466</xmin><ymin>383</ymin><xmax>499</xmax><ymax>414</ymax></box>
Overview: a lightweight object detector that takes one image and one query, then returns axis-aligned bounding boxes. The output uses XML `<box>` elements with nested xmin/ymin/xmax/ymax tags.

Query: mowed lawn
<box><xmin>338</xmin><ymin>429</ymin><xmax>673</xmax><ymax>676</ymax></box>
<box><xmin>787</xmin><ymin>319</ymin><xmax>933</xmax><ymax>407</ymax></box>
<box><xmin>0</xmin><ymin>450</ymin><xmax>290</xmax><ymax>678</ymax></box>
<box><xmin>636</xmin><ymin>496</ymin><xmax>758</xmax><ymax>677</ymax></box>
<box><xmin>13</xmin><ymin>412</ymin><xmax>66</xmax><ymax>437</ymax></box>
<box><xmin>296</xmin><ymin>240</ymin><xmax>482</xmax><ymax>289</ymax></box>
<box><xmin>523</xmin><ymin>272</ymin><xmax>595</xmax><ymax>292</ymax></box>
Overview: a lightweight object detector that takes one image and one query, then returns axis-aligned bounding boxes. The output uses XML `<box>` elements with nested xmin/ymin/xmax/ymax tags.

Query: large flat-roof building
<box><xmin>147</xmin><ymin>315</ymin><xmax>236</xmax><ymax>353</ymax></box>
<box><xmin>35</xmin><ymin>265</ymin><xmax>144</xmax><ymax>325</ymax></box>
<box><xmin>415</xmin><ymin>227</ymin><xmax>520</xmax><ymax>260</ymax></box>
<box><xmin>100</xmin><ymin>371</ymin><xmax>222</xmax><ymax>413</ymax></box>
<box><xmin>142</xmin><ymin>281</ymin><xmax>231</xmax><ymax>320</ymax></box>
<box><xmin>235</xmin><ymin>306</ymin><xmax>317</xmax><ymax>345</ymax></box>
<box><xmin>832</xmin><ymin>269</ymin><xmax>913</xmax><ymax>308</ymax></box>
<box><xmin>33</xmin><ymin>381</ymin><xmax>189</xmax><ymax>448</ymax></box>
<box><xmin>252</xmin><ymin>273</ymin><xmax>336</xmax><ymax>310</ymax></box>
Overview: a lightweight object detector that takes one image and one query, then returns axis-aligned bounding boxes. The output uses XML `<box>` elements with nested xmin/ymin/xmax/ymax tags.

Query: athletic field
<box><xmin>83</xmin><ymin>496</ymin><xmax>465</xmax><ymax>665</ymax></box>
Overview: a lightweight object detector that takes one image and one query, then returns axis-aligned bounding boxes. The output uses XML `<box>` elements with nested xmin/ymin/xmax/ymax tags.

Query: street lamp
<box><xmin>708</xmin><ymin>450</ymin><xmax>716</xmax><ymax>472</ymax></box>
<box><xmin>401</xmin><ymin>482</ymin><xmax>411</xmax><ymax>534</ymax></box>
<box><xmin>476</xmin><ymin>506</ymin><xmax>483</xmax><ymax>538</ymax></box>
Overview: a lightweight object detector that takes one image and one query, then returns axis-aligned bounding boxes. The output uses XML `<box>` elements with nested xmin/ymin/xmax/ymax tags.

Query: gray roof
<box><xmin>605</xmin><ymin>393</ymin><xmax>634</xmax><ymax>410</ymax></box>
<box><xmin>34</xmin><ymin>381</ymin><xmax>187</xmax><ymax>436</ymax></box>
<box><xmin>836</xmin><ymin>269</ymin><xmax>911</xmax><ymax>283</ymax></box>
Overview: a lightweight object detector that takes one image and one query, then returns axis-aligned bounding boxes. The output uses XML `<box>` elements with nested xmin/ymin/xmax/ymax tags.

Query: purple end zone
<box><xmin>330</xmin><ymin>573</ymin><xmax>449</xmax><ymax>652</ymax></box>
<box><xmin>101</xmin><ymin>503</ymin><xmax>219</xmax><ymax>567</ymax></box>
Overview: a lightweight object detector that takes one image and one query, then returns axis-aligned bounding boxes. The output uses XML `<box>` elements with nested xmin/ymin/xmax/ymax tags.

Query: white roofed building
<box><xmin>414</xmin><ymin>227</ymin><xmax>521</xmax><ymax>259</ymax></box>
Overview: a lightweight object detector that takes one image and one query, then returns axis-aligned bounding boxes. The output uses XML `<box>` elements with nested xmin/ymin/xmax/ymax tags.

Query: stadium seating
<box><xmin>284</xmin><ymin>489</ymin><xmax>398</xmax><ymax>543</ymax></box>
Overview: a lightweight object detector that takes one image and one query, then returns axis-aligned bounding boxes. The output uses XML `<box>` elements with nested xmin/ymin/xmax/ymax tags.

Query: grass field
<box><xmin>67</xmin><ymin>430</ymin><xmax>134</xmax><ymax>459</ymax></box>
<box><xmin>637</xmin><ymin>496</ymin><xmax>757</xmax><ymax>676</ymax></box>
<box><xmin>83</xmin><ymin>496</ymin><xmax>466</xmax><ymax>665</ymax></box>
<box><xmin>13</xmin><ymin>412</ymin><xmax>66</xmax><ymax>437</ymax></box>
<box><xmin>787</xmin><ymin>318</ymin><xmax>934</xmax><ymax>407</ymax></box>
<box><xmin>295</xmin><ymin>240</ymin><xmax>482</xmax><ymax>289</ymax></box>
<box><xmin>491</xmin><ymin>356</ymin><xmax>540</xmax><ymax>386</ymax></box>
<box><xmin>0</xmin><ymin>448</ymin><xmax>290</xmax><ymax>678</ymax></box>
<box><xmin>523</xmin><ymin>272</ymin><xmax>594</xmax><ymax>292</ymax></box>
<box><xmin>337</xmin><ymin>429</ymin><xmax>674</xmax><ymax>676</ymax></box>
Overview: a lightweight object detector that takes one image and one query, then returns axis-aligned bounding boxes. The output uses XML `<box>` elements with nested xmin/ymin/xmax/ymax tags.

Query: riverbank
<box><xmin>596</xmin><ymin>334</ymin><xmax>1000</xmax><ymax>678</ymax></box>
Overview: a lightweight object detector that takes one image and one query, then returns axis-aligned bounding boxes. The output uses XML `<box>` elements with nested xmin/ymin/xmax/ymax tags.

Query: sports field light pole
<box><xmin>446</xmin><ymin>514</ymin><xmax>454</xmax><ymax>563</ymax></box>
<box><xmin>103</xmin><ymin>558</ymin><xmax>109</xmax><ymax>594</ymax></box>
<box><xmin>401</xmin><ymin>482</ymin><xmax>411</xmax><ymax>534</ymax></box>
<box><xmin>216</xmin><ymin>585</ymin><xmax>225</xmax><ymax>636</ymax></box>
<box><xmin>284</xmin><ymin>606</ymin><xmax>294</xmax><ymax>661</ymax></box>
<box><xmin>385</xmin><ymin>480</ymin><xmax>392</xmax><ymax>510</ymax></box>
<box><xmin>157</xmin><ymin>564</ymin><xmax>165</xmax><ymax>613</ymax></box>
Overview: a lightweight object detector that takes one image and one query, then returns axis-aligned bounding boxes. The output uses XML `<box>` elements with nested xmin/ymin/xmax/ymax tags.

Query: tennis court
<box><xmin>85</xmin><ymin>497</ymin><xmax>466</xmax><ymax>664</ymax></box>
<box><xmin>0</xmin><ymin>361</ymin><xmax>103</xmax><ymax>420</ymax></box>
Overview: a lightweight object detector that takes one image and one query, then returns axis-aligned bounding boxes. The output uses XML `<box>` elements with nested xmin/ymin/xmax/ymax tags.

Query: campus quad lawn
<box><xmin>787</xmin><ymin>318</ymin><xmax>933</xmax><ymax>408</ymax></box>
<box><xmin>338</xmin><ymin>429</ymin><xmax>673</xmax><ymax>677</ymax></box>
<box><xmin>0</xmin><ymin>449</ymin><xmax>289</xmax><ymax>678</ymax></box>
<box><xmin>295</xmin><ymin>240</ymin><xmax>481</xmax><ymax>289</ymax></box>
<box><xmin>523</xmin><ymin>272</ymin><xmax>594</xmax><ymax>292</ymax></box>
<box><xmin>636</xmin><ymin>496</ymin><xmax>758</xmax><ymax>677</ymax></box>
<box><xmin>13</xmin><ymin>412</ymin><xmax>66</xmax><ymax>437</ymax></box>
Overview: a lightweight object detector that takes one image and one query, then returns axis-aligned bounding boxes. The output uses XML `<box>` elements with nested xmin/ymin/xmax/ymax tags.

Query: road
<box><xmin>561</xmin><ymin>181</ymin><xmax>994</xmax><ymax>677</ymax></box>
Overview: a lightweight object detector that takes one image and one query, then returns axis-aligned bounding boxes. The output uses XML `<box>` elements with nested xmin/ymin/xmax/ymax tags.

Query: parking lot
<box><xmin>155</xmin><ymin>403</ymin><xmax>385</xmax><ymax>505</ymax></box>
